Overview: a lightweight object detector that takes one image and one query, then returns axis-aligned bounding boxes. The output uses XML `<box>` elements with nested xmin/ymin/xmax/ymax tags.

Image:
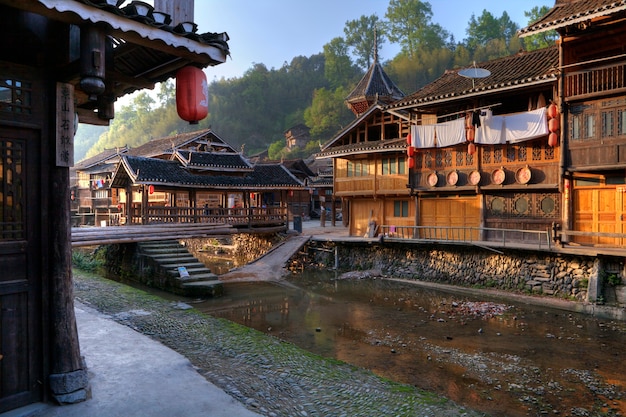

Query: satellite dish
<box><xmin>458</xmin><ymin>64</ymin><xmax>491</xmax><ymax>88</ymax></box>
<box><xmin>458</xmin><ymin>68</ymin><xmax>491</xmax><ymax>79</ymax></box>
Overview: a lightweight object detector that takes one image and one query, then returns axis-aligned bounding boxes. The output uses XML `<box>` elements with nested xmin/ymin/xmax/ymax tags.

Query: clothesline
<box><xmin>436</xmin><ymin>103</ymin><xmax>502</xmax><ymax>120</ymax></box>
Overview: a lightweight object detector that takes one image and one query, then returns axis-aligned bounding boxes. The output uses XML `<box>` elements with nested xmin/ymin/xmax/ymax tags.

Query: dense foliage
<box><xmin>78</xmin><ymin>2</ymin><xmax>555</xmax><ymax>162</ymax></box>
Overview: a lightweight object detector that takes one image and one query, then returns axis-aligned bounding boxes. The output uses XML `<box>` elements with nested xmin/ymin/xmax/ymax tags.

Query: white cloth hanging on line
<box><xmin>411</xmin><ymin>118</ymin><xmax>465</xmax><ymax>148</ymax></box>
<box><xmin>504</xmin><ymin>107</ymin><xmax>548</xmax><ymax>143</ymax></box>
<box><xmin>475</xmin><ymin>109</ymin><xmax>505</xmax><ymax>145</ymax></box>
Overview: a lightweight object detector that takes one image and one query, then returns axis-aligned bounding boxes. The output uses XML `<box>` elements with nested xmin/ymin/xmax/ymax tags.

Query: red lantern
<box><xmin>468</xmin><ymin>142</ymin><xmax>476</xmax><ymax>155</ymax></box>
<box><xmin>407</xmin><ymin>146</ymin><xmax>415</xmax><ymax>157</ymax></box>
<box><xmin>406</xmin><ymin>132</ymin><xmax>412</xmax><ymax>145</ymax></box>
<box><xmin>466</xmin><ymin>126</ymin><xmax>475</xmax><ymax>142</ymax></box>
<box><xmin>148</xmin><ymin>184</ymin><xmax>154</xmax><ymax>194</ymax></box>
<box><xmin>547</xmin><ymin>102</ymin><xmax>558</xmax><ymax>119</ymax></box>
<box><xmin>408</xmin><ymin>157</ymin><xmax>415</xmax><ymax>169</ymax></box>
<box><xmin>548</xmin><ymin>132</ymin><xmax>558</xmax><ymax>147</ymax></box>
<box><xmin>548</xmin><ymin>117</ymin><xmax>560</xmax><ymax>133</ymax></box>
<box><xmin>176</xmin><ymin>66</ymin><xmax>208</xmax><ymax>124</ymax></box>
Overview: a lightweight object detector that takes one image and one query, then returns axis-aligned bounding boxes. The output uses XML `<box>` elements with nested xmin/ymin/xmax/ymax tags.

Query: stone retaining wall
<box><xmin>299</xmin><ymin>241</ymin><xmax>626</xmax><ymax>305</ymax></box>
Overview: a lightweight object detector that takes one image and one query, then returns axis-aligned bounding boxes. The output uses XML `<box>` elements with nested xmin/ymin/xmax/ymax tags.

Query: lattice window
<box><xmin>424</xmin><ymin>151</ymin><xmax>432</xmax><ymax>169</ymax></box>
<box><xmin>1</xmin><ymin>139</ymin><xmax>25</xmax><ymax>240</ymax></box>
<box><xmin>507</xmin><ymin>145</ymin><xmax>516</xmax><ymax>162</ymax></box>
<box><xmin>532</xmin><ymin>145</ymin><xmax>542</xmax><ymax>161</ymax></box>
<box><xmin>545</xmin><ymin>146</ymin><xmax>555</xmax><ymax>160</ymax></box>
<box><xmin>444</xmin><ymin>150</ymin><xmax>452</xmax><ymax>167</ymax></box>
<box><xmin>494</xmin><ymin>148</ymin><xmax>502</xmax><ymax>164</ymax></box>
<box><xmin>518</xmin><ymin>144</ymin><xmax>527</xmax><ymax>161</ymax></box>
<box><xmin>465</xmin><ymin>152</ymin><xmax>474</xmax><ymax>165</ymax></box>
<box><xmin>435</xmin><ymin>150</ymin><xmax>443</xmax><ymax>168</ymax></box>
<box><xmin>482</xmin><ymin>147</ymin><xmax>491</xmax><ymax>164</ymax></box>
<box><xmin>0</xmin><ymin>79</ymin><xmax>32</xmax><ymax>115</ymax></box>
<box><xmin>456</xmin><ymin>150</ymin><xmax>464</xmax><ymax>166</ymax></box>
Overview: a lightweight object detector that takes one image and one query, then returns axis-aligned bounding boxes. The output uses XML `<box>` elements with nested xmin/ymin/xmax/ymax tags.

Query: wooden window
<box><xmin>381</xmin><ymin>157</ymin><xmax>404</xmax><ymax>175</ymax></box>
<box><xmin>393</xmin><ymin>200</ymin><xmax>408</xmax><ymax>217</ymax></box>
<box><xmin>347</xmin><ymin>161</ymin><xmax>354</xmax><ymax>177</ymax></box>
<box><xmin>571</xmin><ymin>114</ymin><xmax>581</xmax><ymax>140</ymax></box>
<box><xmin>584</xmin><ymin>113</ymin><xmax>596</xmax><ymax>139</ymax></box>
<box><xmin>0</xmin><ymin>78</ymin><xmax>33</xmax><ymax>114</ymax></box>
<box><xmin>602</xmin><ymin>110</ymin><xmax>615</xmax><ymax>138</ymax></box>
<box><xmin>1</xmin><ymin>138</ymin><xmax>25</xmax><ymax>239</ymax></box>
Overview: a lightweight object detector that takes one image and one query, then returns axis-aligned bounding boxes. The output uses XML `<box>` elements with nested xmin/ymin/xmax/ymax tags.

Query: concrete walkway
<box><xmin>14</xmin><ymin>303</ymin><xmax>262</xmax><ymax>417</ymax></box>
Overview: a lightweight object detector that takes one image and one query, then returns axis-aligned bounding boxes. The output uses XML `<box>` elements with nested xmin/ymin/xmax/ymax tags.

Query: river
<box><xmin>192</xmin><ymin>270</ymin><xmax>626</xmax><ymax>417</ymax></box>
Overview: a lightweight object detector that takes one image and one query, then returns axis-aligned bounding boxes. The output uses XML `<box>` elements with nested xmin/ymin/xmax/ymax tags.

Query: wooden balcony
<box><xmin>564</xmin><ymin>62</ymin><xmax>626</xmax><ymax>100</ymax></box>
<box><xmin>125</xmin><ymin>206</ymin><xmax>288</xmax><ymax>228</ymax></box>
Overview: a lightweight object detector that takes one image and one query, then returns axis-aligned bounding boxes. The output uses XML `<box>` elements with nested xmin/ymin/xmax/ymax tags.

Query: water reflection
<box><xmin>196</xmin><ymin>271</ymin><xmax>626</xmax><ymax>416</ymax></box>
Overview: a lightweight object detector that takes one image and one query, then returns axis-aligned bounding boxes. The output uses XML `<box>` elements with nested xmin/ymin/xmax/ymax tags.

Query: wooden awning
<box><xmin>0</xmin><ymin>0</ymin><xmax>229</xmax><ymax>124</ymax></box>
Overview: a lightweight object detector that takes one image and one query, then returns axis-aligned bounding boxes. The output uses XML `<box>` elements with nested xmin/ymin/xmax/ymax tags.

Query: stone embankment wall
<box><xmin>298</xmin><ymin>241</ymin><xmax>625</xmax><ymax>305</ymax></box>
<box><xmin>182</xmin><ymin>233</ymin><xmax>282</xmax><ymax>266</ymax></box>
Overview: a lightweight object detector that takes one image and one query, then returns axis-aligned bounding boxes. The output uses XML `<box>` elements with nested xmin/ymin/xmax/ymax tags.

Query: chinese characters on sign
<box><xmin>56</xmin><ymin>82</ymin><xmax>74</xmax><ymax>167</ymax></box>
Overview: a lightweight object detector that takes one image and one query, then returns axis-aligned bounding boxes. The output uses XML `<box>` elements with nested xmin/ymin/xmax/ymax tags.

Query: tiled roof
<box><xmin>317</xmin><ymin>138</ymin><xmax>407</xmax><ymax>159</ymax></box>
<box><xmin>176</xmin><ymin>150</ymin><xmax>253</xmax><ymax>171</ymax></box>
<box><xmin>128</xmin><ymin>129</ymin><xmax>237</xmax><ymax>157</ymax></box>
<box><xmin>519</xmin><ymin>0</ymin><xmax>626</xmax><ymax>37</ymax></box>
<box><xmin>74</xmin><ymin>146</ymin><xmax>128</xmax><ymax>170</ymax></box>
<box><xmin>386</xmin><ymin>46</ymin><xmax>559</xmax><ymax>110</ymax></box>
<box><xmin>346</xmin><ymin>62</ymin><xmax>405</xmax><ymax>104</ymax></box>
<box><xmin>114</xmin><ymin>155</ymin><xmax>303</xmax><ymax>190</ymax></box>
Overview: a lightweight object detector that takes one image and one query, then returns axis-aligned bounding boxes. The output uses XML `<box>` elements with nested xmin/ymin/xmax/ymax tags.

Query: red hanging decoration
<box><xmin>148</xmin><ymin>184</ymin><xmax>154</xmax><ymax>194</ymax></box>
<box><xmin>176</xmin><ymin>66</ymin><xmax>208</xmax><ymax>124</ymax></box>
<box><xmin>406</xmin><ymin>132</ymin><xmax>412</xmax><ymax>145</ymax></box>
<box><xmin>468</xmin><ymin>142</ymin><xmax>476</xmax><ymax>155</ymax></box>
<box><xmin>407</xmin><ymin>146</ymin><xmax>415</xmax><ymax>157</ymax></box>
<box><xmin>408</xmin><ymin>157</ymin><xmax>415</xmax><ymax>169</ymax></box>
<box><xmin>548</xmin><ymin>132</ymin><xmax>558</xmax><ymax>147</ymax></box>
<box><xmin>547</xmin><ymin>102</ymin><xmax>558</xmax><ymax>119</ymax></box>
<box><xmin>466</xmin><ymin>126</ymin><xmax>475</xmax><ymax>142</ymax></box>
<box><xmin>548</xmin><ymin>117</ymin><xmax>560</xmax><ymax>133</ymax></box>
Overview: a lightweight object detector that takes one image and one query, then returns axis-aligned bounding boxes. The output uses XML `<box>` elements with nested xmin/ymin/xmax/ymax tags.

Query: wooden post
<box><xmin>49</xmin><ymin>85</ymin><xmax>88</xmax><ymax>402</ymax></box>
<box><xmin>142</xmin><ymin>184</ymin><xmax>148</xmax><ymax>224</ymax></box>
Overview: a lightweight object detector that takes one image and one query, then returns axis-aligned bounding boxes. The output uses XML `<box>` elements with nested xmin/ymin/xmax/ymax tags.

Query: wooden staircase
<box><xmin>138</xmin><ymin>240</ymin><xmax>223</xmax><ymax>297</ymax></box>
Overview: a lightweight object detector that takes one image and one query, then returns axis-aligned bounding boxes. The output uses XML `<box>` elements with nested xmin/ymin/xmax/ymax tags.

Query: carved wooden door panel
<box><xmin>0</xmin><ymin>127</ymin><xmax>42</xmax><ymax>412</ymax></box>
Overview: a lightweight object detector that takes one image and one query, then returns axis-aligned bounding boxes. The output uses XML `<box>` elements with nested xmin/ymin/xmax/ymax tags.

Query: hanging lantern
<box><xmin>148</xmin><ymin>184</ymin><xmax>154</xmax><ymax>194</ymax></box>
<box><xmin>548</xmin><ymin>132</ymin><xmax>558</xmax><ymax>147</ymax></box>
<box><xmin>408</xmin><ymin>157</ymin><xmax>415</xmax><ymax>169</ymax></box>
<box><xmin>548</xmin><ymin>117</ymin><xmax>560</xmax><ymax>133</ymax></box>
<box><xmin>547</xmin><ymin>102</ymin><xmax>558</xmax><ymax>119</ymax></box>
<box><xmin>250</xmin><ymin>192</ymin><xmax>256</xmax><ymax>199</ymax></box>
<box><xmin>468</xmin><ymin>142</ymin><xmax>476</xmax><ymax>155</ymax></box>
<box><xmin>466</xmin><ymin>126</ymin><xmax>475</xmax><ymax>142</ymax></box>
<box><xmin>176</xmin><ymin>66</ymin><xmax>209</xmax><ymax>124</ymax></box>
<box><xmin>406</xmin><ymin>132</ymin><xmax>412</xmax><ymax>145</ymax></box>
<box><xmin>407</xmin><ymin>146</ymin><xmax>415</xmax><ymax>157</ymax></box>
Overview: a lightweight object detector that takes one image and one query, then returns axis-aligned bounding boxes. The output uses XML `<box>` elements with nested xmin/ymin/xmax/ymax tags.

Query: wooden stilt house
<box><xmin>520</xmin><ymin>0</ymin><xmax>626</xmax><ymax>248</ymax></box>
<box><xmin>0</xmin><ymin>0</ymin><xmax>228</xmax><ymax>412</ymax></box>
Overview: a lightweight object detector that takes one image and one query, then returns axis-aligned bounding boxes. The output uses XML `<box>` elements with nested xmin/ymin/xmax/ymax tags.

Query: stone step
<box><xmin>168</xmin><ymin>266</ymin><xmax>213</xmax><ymax>276</ymax></box>
<box><xmin>181</xmin><ymin>280</ymin><xmax>223</xmax><ymax>297</ymax></box>
<box><xmin>150</xmin><ymin>254</ymin><xmax>197</xmax><ymax>262</ymax></box>
<box><xmin>161</xmin><ymin>261</ymin><xmax>206</xmax><ymax>271</ymax></box>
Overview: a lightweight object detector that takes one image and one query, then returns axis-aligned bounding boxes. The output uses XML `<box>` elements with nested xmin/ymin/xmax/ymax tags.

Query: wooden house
<box><xmin>317</xmin><ymin>52</ymin><xmax>408</xmax><ymax>236</ymax></box>
<box><xmin>0</xmin><ymin>0</ymin><xmax>229</xmax><ymax>412</ymax></box>
<box><xmin>520</xmin><ymin>0</ymin><xmax>626</xmax><ymax>248</ymax></box>
<box><xmin>385</xmin><ymin>47</ymin><xmax>560</xmax><ymax>244</ymax></box>
<box><xmin>70</xmin><ymin>146</ymin><xmax>128</xmax><ymax>226</ymax></box>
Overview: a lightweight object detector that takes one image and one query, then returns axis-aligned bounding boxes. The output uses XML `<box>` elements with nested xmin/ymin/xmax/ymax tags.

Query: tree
<box><xmin>385</xmin><ymin>0</ymin><xmax>449</xmax><ymax>58</ymax></box>
<box><xmin>522</xmin><ymin>6</ymin><xmax>558</xmax><ymax>51</ymax></box>
<box><xmin>344</xmin><ymin>14</ymin><xmax>383</xmax><ymax>69</ymax></box>
<box><xmin>304</xmin><ymin>87</ymin><xmax>353</xmax><ymax>140</ymax></box>
<box><xmin>323</xmin><ymin>37</ymin><xmax>360</xmax><ymax>89</ymax></box>
<box><xmin>465</xmin><ymin>10</ymin><xmax>519</xmax><ymax>51</ymax></box>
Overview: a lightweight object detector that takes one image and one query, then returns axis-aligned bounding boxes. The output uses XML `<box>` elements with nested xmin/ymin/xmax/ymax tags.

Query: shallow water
<box><xmin>195</xmin><ymin>271</ymin><xmax>626</xmax><ymax>417</ymax></box>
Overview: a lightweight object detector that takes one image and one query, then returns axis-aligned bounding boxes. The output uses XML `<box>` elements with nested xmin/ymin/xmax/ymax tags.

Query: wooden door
<box><xmin>573</xmin><ymin>187</ymin><xmax>626</xmax><ymax>246</ymax></box>
<box><xmin>420</xmin><ymin>197</ymin><xmax>480</xmax><ymax>240</ymax></box>
<box><xmin>0</xmin><ymin>127</ymin><xmax>42</xmax><ymax>411</ymax></box>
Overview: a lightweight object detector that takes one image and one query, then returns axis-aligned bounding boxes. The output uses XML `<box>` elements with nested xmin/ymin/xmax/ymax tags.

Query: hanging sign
<box><xmin>56</xmin><ymin>82</ymin><xmax>75</xmax><ymax>167</ymax></box>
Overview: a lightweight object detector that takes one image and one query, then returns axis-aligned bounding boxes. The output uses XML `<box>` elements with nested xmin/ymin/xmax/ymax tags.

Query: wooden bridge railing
<box><xmin>127</xmin><ymin>206</ymin><xmax>288</xmax><ymax>227</ymax></box>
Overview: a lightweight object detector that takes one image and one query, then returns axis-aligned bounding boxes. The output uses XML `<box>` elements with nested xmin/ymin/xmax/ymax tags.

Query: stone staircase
<box><xmin>138</xmin><ymin>240</ymin><xmax>223</xmax><ymax>297</ymax></box>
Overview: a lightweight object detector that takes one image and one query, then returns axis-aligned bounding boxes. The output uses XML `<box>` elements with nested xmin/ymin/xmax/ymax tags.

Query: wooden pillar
<box><xmin>141</xmin><ymin>184</ymin><xmax>148</xmax><ymax>224</ymax></box>
<box><xmin>49</xmin><ymin>165</ymin><xmax>89</xmax><ymax>403</ymax></box>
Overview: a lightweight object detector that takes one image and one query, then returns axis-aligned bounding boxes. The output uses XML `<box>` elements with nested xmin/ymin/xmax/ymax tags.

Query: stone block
<box><xmin>49</xmin><ymin>368</ymin><xmax>89</xmax><ymax>395</ymax></box>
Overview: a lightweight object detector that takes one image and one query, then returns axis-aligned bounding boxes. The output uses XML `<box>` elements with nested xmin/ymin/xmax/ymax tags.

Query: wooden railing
<box><xmin>564</xmin><ymin>62</ymin><xmax>626</xmax><ymax>99</ymax></box>
<box><xmin>127</xmin><ymin>206</ymin><xmax>288</xmax><ymax>227</ymax></box>
<box><xmin>379</xmin><ymin>225</ymin><xmax>553</xmax><ymax>251</ymax></box>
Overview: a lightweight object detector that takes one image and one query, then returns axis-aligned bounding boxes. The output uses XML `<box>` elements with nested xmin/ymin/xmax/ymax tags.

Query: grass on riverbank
<box><xmin>71</xmin><ymin>268</ymin><xmax>483</xmax><ymax>417</ymax></box>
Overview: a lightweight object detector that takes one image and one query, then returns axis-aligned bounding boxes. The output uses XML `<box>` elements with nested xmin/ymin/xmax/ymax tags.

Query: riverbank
<box><xmin>71</xmin><ymin>269</ymin><xmax>482</xmax><ymax>417</ymax></box>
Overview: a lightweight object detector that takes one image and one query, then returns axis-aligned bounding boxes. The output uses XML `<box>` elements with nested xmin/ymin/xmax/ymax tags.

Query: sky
<box><xmin>192</xmin><ymin>0</ymin><xmax>554</xmax><ymax>81</ymax></box>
